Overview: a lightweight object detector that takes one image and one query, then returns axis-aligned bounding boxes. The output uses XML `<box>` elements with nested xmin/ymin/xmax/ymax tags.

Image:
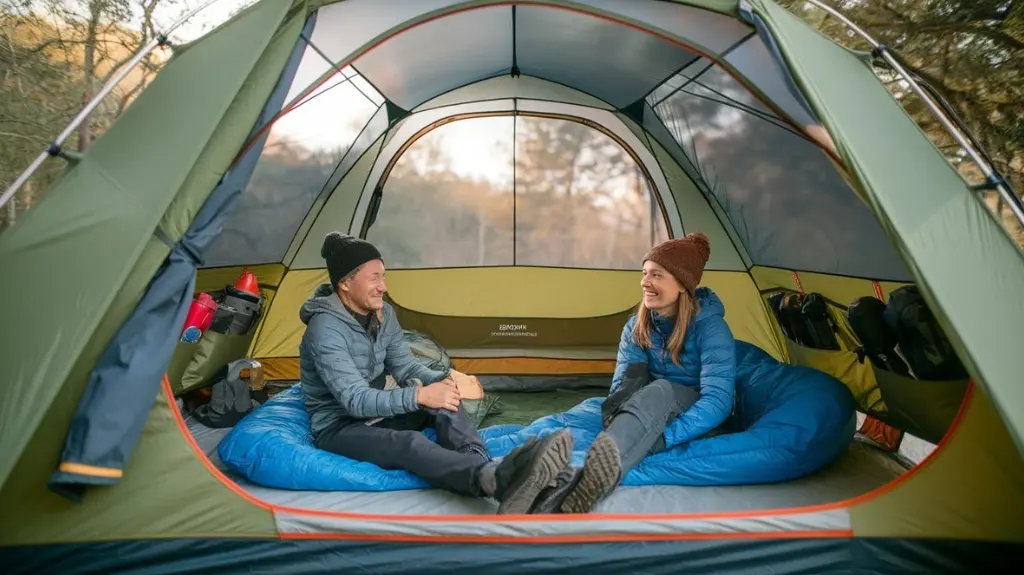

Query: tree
<box><xmin>514</xmin><ymin>115</ymin><xmax>663</xmax><ymax>268</ymax></box>
<box><xmin>778</xmin><ymin>0</ymin><xmax>1023</xmax><ymax>243</ymax></box>
<box><xmin>0</xmin><ymin>0</ymin><xmax>222</xmax><ymax>232</ymax></box>
<box><xmin>1</xmin><ymin>5</ymin><xmax>83</xmax><ymax>229</ymax></box>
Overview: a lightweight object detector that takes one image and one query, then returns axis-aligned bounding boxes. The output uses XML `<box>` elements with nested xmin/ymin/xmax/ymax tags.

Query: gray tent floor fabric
<box><xmin>186</xmin><ymin>415</ymin><xmax>232</xmax><ymax>470</ymax></box>
<box><xmin>185</xmin><ymin>414</ymin><xmax>908</xmax><ymax>515</ymax></box>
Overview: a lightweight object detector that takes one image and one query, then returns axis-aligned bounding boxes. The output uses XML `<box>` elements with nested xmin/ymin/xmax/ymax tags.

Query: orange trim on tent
<box><xmin>163</xmin><ymin>373</ymin><xmax>975</xmax><ymax>542</ymax></box>
<box><xmin>165</xmin><ymin>374</ymin><xmax>276</xmax><ymax>513</ymax></box>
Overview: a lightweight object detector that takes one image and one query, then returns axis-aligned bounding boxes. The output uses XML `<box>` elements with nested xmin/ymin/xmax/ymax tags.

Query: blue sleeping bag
<box><xmin>217</xmin><ymin>341</ymin><xmax>856</xmax><ymax>491</ymax></box>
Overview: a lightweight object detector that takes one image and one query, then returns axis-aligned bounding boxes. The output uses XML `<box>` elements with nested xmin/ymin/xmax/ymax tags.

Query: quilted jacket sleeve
<box><xmin>306</xmin><ymin>314</ymin><xmax>419</xmax><ymax>419</ymax></box>
<box><xmin>609</xmin><ymin>317</ymin><xmax>647</xmax><ymax>395</ymax></box>
<box><xmin>382</xmin><ymin>309</ymin><xmax>448</xmax><ymax>386</ymax></box>
<box><xmin>663</xmin><ymin>315</ymin><xmax>736</xmax><ymax>448</ymax></box>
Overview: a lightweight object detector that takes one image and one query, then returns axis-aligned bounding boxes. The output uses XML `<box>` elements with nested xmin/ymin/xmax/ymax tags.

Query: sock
<box><xmin>478</xmin><ymin>462</ymin><xmax>498</xmax><ymax>496</ymax></box>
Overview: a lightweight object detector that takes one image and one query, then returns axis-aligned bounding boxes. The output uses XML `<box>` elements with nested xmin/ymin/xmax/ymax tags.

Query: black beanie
<box><xmin>321</xmin><ymin>232</ymin><xmax>383</xmax><ymax>288</ymax></box>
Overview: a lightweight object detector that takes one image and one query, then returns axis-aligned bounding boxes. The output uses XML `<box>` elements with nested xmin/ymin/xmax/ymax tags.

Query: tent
<box><xmin>2</xmin><ymin>0</ymin><xmax>1022</xmax><ymax>571</ymax></box>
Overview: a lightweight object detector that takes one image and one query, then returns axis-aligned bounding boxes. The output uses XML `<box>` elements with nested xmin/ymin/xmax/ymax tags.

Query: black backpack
<box><xmin>769</xmin><ymin>292</ymin><xmax>841</xmax><ymax>350</ymax></box>
<box><xmin>882</xmin><ymin>286</ymin><xmax>968</xmax><ymax>381</ymax></box>
<box><xmin>846</xmin><ymin>296</ymin><xmax>911</xmax><ymax>376</ymax></box>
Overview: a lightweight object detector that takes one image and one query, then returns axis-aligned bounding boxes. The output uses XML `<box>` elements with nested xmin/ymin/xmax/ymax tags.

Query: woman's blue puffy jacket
<box><xmin>610</xmin><ymin>287</ymin><xmax>736</xmax><ymax>448</ymax></box>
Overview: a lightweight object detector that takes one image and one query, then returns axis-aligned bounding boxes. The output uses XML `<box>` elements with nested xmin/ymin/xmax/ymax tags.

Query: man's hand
<box><xmin>439</xmin><ymin>370</ymin><xmax>462</xmax><ymax>389</ymax></box>
<box><xmin>416</xmin><ymin>381</ymin><xmax>461</xmax><ymax>411</ymax></box>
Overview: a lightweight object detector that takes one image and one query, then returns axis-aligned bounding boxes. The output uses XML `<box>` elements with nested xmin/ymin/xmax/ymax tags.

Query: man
<box><xmin>299</xmin><ymin>232</ymin><xmax>573</xmax><ymax>514</ymax></box>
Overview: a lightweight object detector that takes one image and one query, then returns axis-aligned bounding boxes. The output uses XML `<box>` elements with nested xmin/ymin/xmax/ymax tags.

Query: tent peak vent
<box><xmin>620</xmin><ymin>100</ymin><xmax>645</xmax><ymax>125</ymax></box>
<box><xmin>385</xmin><ymin>101</ymin><xmax>409</xmax><ymax>125</ymax></box>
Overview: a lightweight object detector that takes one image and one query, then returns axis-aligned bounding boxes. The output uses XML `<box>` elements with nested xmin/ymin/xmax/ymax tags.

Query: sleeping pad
<box><xmin>217</xmin><ymin>341</ymin><xmax>857</xmax><ymax>491</ymax></box>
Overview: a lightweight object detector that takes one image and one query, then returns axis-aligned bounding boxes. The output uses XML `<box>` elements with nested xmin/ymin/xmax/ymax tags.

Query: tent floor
<box><xmin>184</xmin><ymin>384</ymin><xmax>913</xmax><ymax>516</ymax></box>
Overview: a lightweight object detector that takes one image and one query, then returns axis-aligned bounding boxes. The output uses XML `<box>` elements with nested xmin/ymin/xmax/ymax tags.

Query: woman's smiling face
<box><xmin>641</xmin><ymin>260</ymin><xmax>683</xmax><ymax>316</ymax></box>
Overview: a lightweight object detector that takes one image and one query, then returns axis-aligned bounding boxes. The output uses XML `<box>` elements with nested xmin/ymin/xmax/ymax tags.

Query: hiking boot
<box><xmin>559</xmin><ymin>432</ymin><xmax>621</xmax><ymax>514</ymax></box>
<box><xmin>493</xmin><ymin>430</ymin><xmax>574</xmax><ymax>514</ymax></box>
<box><xmin>602</xmin><ymin>363</ymin><xmax>650</xmax><ymax>428</ymax></box>
<box><xmin>528</xmin><ymin>466</ymin><xmax>582</xmax><ymax>514</ymax></box>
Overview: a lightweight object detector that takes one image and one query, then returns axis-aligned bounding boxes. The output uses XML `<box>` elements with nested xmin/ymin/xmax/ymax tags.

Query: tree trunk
<box><xmin>560</xmin><ymin>147</ymin><xmax>582</xmax><ymax>265</ymax></box>
<box><xmin>77</xmin><ymin>1</ymin><xmax>104</xmax><ymax>152</ymax></box>
<box><xmin>477</xmin><ymin>214</ymin><xmax>487</xmax><ymax>266</ymax></box>
<box><xmin>5</xmin><ymin>192</ymin><xmax>16</xmax><ymax>228</ymax></box>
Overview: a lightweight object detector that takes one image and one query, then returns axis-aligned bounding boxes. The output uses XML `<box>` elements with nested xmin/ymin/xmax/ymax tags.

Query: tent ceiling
<box><xmin>717</xmin><ymin>36</ymin><xmax>818</xmax><ymax>128</ymax></box>
<box><xmin>509</xmin><ymin>6</ymin><xmax>697</xmax><ymax>109</ymax></box>
<box><xmin>352</xmin><ymin>7</ymin><xmax>514</xmax><ymax>111</ymax></box>
<box><xmin>292</xmin><ymin>1</ymin><xmax>758</xmax><ymax>113</ymax></box>
<box><xmin>574</xmin><ymin>0</ymin><xmax>752</xmax><ymax>53</ymax></box>
<box><xmin>349</xmin><ymin>4</ymin><xmax>704</xmax><ymax>110</ymax></box>
<box><xmin>301</xmin><ymin>0</ymin><xmax>472</xmax><ymax>90</ymax></box>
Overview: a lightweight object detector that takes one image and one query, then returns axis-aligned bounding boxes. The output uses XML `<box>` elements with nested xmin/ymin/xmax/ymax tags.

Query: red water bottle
<box><xmin>181</xmin><ymin>292</ymin><xmax>217</xmax><ymax>343</ymax></box>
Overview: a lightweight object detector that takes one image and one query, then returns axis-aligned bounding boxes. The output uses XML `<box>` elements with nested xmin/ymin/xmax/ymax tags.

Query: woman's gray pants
<box><xmin>604</xmin><ymin>379</ymin><xmax>699</xmax><ymax>474</ymax></box>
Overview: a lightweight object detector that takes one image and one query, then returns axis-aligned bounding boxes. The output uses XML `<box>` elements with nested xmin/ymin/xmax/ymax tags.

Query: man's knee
<box><xmin>429</xmin><ymin>405</ymin><xmax>471</xmax><ymax>424</ymax></box>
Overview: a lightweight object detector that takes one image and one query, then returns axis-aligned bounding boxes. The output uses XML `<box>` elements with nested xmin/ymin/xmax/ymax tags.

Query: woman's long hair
<box><xmin>632</xmin><ymin>289</ymin><xmax>699</xmax><ymax>367</ymax></box>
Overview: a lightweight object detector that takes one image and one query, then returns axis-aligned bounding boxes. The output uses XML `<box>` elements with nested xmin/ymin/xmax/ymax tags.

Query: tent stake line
<box><xmin>799</xmin><ymin>0</ymin><xmax>1024</xmax><ymax>228</ymax></box>
<box><xmin>0</xmin><ymin>0</ymin><xmax>225</xmax><ymax>212</ymax></box>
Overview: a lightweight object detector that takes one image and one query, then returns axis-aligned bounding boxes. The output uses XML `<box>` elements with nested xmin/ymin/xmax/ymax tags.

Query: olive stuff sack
<box><xmin>846</xmin><ymin>296</ymin><xmax>912</xmax><ymax>376</ymax></box>
<box><xmin>882</xmin><ymin>285</ymin><xmax>968</xmax><ymax>381</ymax></box>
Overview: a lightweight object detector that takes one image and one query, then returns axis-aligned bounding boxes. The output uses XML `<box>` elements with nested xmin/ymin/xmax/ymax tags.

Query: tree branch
<box><xmin>27</xmin><ymin>36</ymin><xmax>87</xmax><ymax>53</ymax></box>
<box><xmin>0</xmin><ymin>130</ymin><xmax>47</xmax><ymax>142</ymax></box>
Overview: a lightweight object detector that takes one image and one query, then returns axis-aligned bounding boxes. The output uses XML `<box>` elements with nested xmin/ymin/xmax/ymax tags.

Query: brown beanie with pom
<box><xmin>643</xmin><ymin>233</ymin><xmax>711</xmax><ymax>296</ymax></box>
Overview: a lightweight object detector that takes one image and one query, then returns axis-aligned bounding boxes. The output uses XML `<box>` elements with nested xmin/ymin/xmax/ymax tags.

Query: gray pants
<box><xmin>315</xmin><ymin>403</ymin><xmax>490</xmax><ymax>496</ymax></box>
<box><xmin>604</xmin><ymin>379</ymin><xmax>699</xmax><ymax>474</ymax></box>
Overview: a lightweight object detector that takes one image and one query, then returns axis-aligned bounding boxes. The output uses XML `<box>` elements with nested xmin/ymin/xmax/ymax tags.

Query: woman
<box><xmin>531</xmin><ymin>233</ymin><xmax>737</xmax><ymax>514</ymax></box>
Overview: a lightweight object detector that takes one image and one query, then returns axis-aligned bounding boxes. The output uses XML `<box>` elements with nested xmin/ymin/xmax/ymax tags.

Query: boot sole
<box><xmin>560</xmin><ymin>433</ymin><xmax>620</xmax><ymax>514</ymax></box>
<box><xmin>497</xmin><ymin>431</ymin><xmax>573</xmax><ymax>515</ymax></box>
<box><xmin>528</xmin><ymin>469</ymin><xmax>580</xmax><ymax>514</ymax></box>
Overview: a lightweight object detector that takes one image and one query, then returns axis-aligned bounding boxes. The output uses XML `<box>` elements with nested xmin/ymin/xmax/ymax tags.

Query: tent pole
<box><xmin>800</xmin><ymin>0</ymin><xmax>1024</xmax><ymax>228</ymax></box>
<box><xmin>0</xmin><ymin>0</ymin><xmax>226</xmax><ymax>213</ymax></box>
